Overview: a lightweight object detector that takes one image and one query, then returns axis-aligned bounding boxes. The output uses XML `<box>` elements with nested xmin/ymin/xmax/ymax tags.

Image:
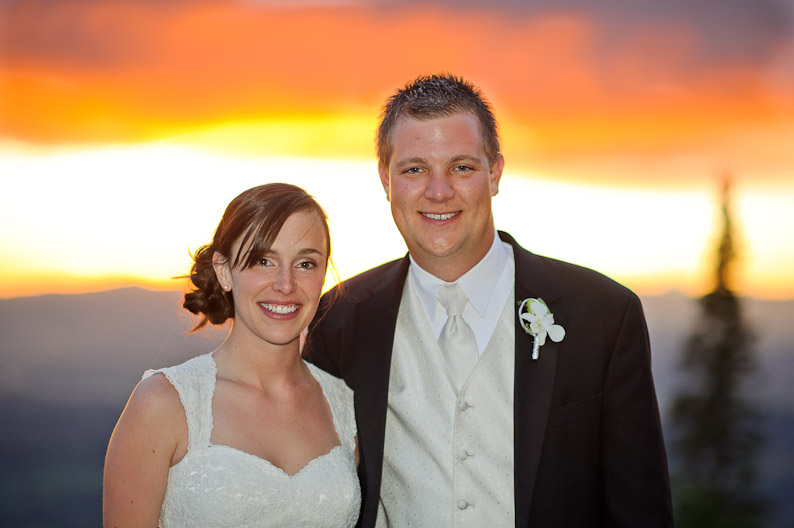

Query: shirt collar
<box><xmin>409</xmin><ymin>232</ymin><xmax>509</xmax><ymax>323</ymax></box>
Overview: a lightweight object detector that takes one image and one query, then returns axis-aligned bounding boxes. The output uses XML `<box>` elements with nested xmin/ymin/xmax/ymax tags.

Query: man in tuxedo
<box><xmin>305</xmin><ymin>73</ymin><xmax>673</xmax><ymax>527</ymax></box>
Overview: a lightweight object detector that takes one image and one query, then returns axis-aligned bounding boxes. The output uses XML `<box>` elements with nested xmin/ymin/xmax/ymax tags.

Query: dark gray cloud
<box><xmin>2</xmin><ymin>0</ymin><xmax>792</xmax><ymax>73</ymax></box>
<box><xmin>0</xmin><ymin>0</ymin><xmax>194</xmax><ymax>69</ymax></box>
<box><xmin>383</xmin><ymin>0</ymin><xmax>794</xmax><ymax>69</ymax></box>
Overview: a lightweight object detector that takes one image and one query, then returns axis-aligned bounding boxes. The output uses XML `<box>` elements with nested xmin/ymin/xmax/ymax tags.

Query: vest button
<box><xmin>458</xmin><ymin>401</ymin><xmax>470</xmax><ymax>411</ymax></box>
<box><xmin>457</xmin><ymin>500</ymin><xmax>469</xmax><ymax>510</ymax></box>
<box><xmin>458</xmin><ymin>449</ymin><xmax>469</xmax><ymax>460</ymax></box>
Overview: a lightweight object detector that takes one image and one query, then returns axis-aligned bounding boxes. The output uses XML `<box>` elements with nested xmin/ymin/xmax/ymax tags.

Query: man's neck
<box><xmin>410</xmin><ymin>234</ymin><xmax>497</xmax><ymax>282</ymax></box>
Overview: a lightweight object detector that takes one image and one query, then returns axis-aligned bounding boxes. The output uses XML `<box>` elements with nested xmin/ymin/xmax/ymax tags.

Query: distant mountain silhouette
<box><xmin>0</xmin><ymin>287</ymin><xmax>792</xmax><ymax>527</ymax></box>
<box><xmin>0</xmin><ymin>287</ymin><xmax>227</xmax><ymax>405</ymax></box>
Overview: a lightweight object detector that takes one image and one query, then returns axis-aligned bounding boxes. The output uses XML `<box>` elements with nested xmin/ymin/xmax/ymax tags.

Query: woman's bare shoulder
<box><xmin>124</xmin><ymin>372</ymin><xmax>185</xmax><ymax>430</ymax></box>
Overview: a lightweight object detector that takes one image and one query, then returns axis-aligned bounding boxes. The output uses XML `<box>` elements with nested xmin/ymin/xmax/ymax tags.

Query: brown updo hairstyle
<box><xmin>183</xmin><ymin>183</ymin><xmax>332</xmax><ymax>330</ymax></box>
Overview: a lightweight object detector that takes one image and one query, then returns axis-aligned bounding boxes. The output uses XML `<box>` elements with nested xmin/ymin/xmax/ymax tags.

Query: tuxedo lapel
<box><xmin>500</xmin><ymin>232</ymin><xmax>565</xmax><ymax>527</ymax></box>
<box><xmin>348</xmin><ymin>256</ymin><xmax>410</xmax><ymax>527</ymax></box>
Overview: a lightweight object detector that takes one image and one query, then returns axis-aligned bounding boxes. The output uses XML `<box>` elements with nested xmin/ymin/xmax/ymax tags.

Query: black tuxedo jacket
<box><xmin>305</xmin><ymin>232</ymin><xmax>673</xmax><ymax>527</ymax></box>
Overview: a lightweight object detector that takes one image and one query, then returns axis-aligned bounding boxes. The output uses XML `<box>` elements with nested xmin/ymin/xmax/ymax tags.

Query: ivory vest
<box><xmin>377</xmin><ymin>274</ymin><xmax>516</xmax><ymax>527</ymax></box>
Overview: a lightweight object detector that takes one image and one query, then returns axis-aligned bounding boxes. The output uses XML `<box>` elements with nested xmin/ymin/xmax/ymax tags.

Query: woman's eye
<box><xmin>259</xmin><ymin>257</ymin><xmax>274</xmax><ymax>267</ymax></box>
<box><xmin>297</xmin><ymin>260</ymin><xmax>316</xmax><ymax>270</ymax></box>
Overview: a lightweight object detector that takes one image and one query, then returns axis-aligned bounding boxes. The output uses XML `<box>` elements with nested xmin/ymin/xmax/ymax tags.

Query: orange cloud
<box><xmin>2</xmin><ymin>2</ymin><xmax>792</xmax><ymax>186</ymax></box>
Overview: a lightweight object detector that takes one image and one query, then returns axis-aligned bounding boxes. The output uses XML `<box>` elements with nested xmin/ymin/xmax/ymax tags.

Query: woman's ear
<box><xmin>213</xmin><ymin>252</ymin><xmax>232</xmax><ymax>292</ymax></box>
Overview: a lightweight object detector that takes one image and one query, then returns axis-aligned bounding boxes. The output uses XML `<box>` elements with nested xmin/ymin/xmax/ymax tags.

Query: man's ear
<box><xmin>213</xmin><ymin>252</ymin><xmax>232</xmax><ymax>292</ymax></box>
<box><xmin>489</xmin><ymin>154</ymin><xmax>505</xmax><ymax>196</ymax></box>
<box><xmin>378</xmin><ymin>163</ymin><xmax>390</xmax><ymax>201</ymax></box>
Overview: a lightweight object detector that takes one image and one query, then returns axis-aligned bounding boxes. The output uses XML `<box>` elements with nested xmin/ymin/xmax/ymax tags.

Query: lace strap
<box><xmin>142</xmin><ymin>354</ymin><xmax>217</xmax><ymax>450</ymax></box>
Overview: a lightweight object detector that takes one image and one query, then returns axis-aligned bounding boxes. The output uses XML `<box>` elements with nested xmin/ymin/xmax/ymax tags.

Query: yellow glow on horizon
<box><xmin>734</xmin><ymin>190</ymin><xmax>794</xmax><ymax>298</ymax></box>
<box><xmin>2</xmin><ymin>144</ymin><xmax>793</xmax><ymax>300</ymax></box>
<box><xmin>158</xmin><ymin>114</ymin><xmax>378</xmax><ymax>161</ymax></box>
<box><xmin>0</xmin><ymin>144</ymin><xmax>401</xmax><ymax>298</ymax></box>
<box><xmin>496</xmin><ymin>177</ymin><xmax>714</xmax><ymax>289</ymax></box>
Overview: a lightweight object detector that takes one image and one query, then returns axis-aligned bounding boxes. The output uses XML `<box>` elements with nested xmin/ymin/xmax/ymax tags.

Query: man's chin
<box><xmin>412</xmin><ymin>240</ymin><xmax>462</xmax><ymax>261</ymax></box>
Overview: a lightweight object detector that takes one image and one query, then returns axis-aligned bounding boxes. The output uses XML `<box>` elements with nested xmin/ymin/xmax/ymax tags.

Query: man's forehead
<box><xmin>391</xmin><ymin>113</ymin><xmax>484</xmax><ymax>148</ymax></box>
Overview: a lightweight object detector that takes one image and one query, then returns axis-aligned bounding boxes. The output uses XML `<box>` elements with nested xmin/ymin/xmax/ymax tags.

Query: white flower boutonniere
<box><xmin>518</xmin><ymin>297</ymin><xmax>565</xmax><ymax>360</ymax></box>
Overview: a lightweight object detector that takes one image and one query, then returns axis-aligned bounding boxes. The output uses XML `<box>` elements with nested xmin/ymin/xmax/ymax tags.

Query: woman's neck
<box><xmin>212</xmin><ymin>330</ymin><xmax>307</xmax><ymax>393</ymax></box>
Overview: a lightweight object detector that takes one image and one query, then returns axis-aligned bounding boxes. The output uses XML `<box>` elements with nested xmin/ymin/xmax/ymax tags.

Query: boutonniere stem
<box><xmin>518</xmin><ymin>298</ymin><xmax>565</xmax><ymax>360</ymax></box>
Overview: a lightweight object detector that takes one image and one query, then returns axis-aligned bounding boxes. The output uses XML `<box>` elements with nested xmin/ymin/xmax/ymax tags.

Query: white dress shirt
<box><xmin>409</xmin><ymin>232</ymin><xmax>515</xmax><ymax>357</ymax></box>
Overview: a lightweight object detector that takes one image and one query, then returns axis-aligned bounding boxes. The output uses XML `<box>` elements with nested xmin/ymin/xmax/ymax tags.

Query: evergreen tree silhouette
<box><xmin>671</xmin><ymin>176</ymin><xmax>767</xmax><ymax>527</ymax></box>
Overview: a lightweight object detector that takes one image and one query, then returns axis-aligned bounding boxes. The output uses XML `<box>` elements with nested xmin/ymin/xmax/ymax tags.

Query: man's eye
<box><xmin>403</xmin><ymin>167</ymin><xmax>422</xmax><ymax>174</ymax></box>
<box><xmin>454</xmin><ymin>165</ymin><xmax>473</xmax><ymax>172</ymax></box>
<box><xmin>259</xmin><ymin>258</ymin><xmax>274</xmax><ymax>267</ymax></box>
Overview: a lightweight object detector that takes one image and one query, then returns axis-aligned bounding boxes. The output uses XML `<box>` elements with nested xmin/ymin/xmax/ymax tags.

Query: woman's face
<box><xmin>215</xmin><ymin>209</ymin><xmax>328</xmax><ymax>349</ymax></box>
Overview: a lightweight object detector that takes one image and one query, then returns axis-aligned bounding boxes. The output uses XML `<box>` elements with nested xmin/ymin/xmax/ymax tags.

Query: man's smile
<box><xmin>420</xmin><ymin>211</ymin><xmax>460</xmax><ymax>221</ymax></box>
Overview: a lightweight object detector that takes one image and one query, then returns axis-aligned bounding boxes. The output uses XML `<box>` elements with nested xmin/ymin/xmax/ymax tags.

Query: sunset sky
<box><xmin>1</xmin><ymin>0</ymin><xmax>793</xmax><ymax>300</ymax></box>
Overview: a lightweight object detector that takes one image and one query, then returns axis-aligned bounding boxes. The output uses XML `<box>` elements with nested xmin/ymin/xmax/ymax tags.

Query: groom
<box><xmin>305</xmin><ymin>74</ymin><xmax>673</xmax><ymax>527</ymax></box>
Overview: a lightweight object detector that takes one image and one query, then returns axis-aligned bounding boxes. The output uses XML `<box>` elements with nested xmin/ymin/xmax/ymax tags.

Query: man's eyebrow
<box><xmin>449</xmin><ymin>154</ymin><xmax>483</xmax><ymax>164</ymax></box>
<box><xmin>394</xmin><ymin>157</ymin><xmax>428</xmax><ymax>168</ymax></box>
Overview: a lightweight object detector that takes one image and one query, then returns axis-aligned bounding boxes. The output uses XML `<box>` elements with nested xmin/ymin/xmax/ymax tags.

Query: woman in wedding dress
<box><xmin>103</xmin><ymin>183</ymin><xmax>360</xmax><ymax>527</ymax></box>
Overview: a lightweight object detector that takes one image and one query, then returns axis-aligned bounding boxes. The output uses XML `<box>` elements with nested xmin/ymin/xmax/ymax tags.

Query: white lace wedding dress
<box><xmin>142</xmin><ymin>354</ymin><xmax>360</xmax><ymax>528</ymax></box>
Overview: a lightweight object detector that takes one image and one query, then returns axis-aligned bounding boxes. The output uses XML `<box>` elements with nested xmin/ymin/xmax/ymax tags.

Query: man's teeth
<box><xmin>261</xmin><ymin>303</ymin><xmax>299</xmax><ymax>314</ymax></box>
<box><xmin>423</xmin><ymin>212</ymin><xmax>458</xmax><ymax>220</ymax></box>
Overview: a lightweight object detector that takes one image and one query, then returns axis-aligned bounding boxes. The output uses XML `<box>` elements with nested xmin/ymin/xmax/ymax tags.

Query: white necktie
<box><xmin>437</xmin><ymin>284</ymin><xmax>479</xmax><ymax>389</ymax></box>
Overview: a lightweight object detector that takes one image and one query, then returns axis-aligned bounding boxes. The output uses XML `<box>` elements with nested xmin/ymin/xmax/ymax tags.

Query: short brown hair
<box><xmin>376</xmin><ymin>73</ymin><xmax>501</xmax><ymax>167</ymax></box>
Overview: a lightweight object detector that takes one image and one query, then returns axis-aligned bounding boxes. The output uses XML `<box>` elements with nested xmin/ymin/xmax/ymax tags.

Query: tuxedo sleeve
<box><xmin>602</xmin><ymin>293</ymin><xmax>673</xmax><ymax>526</ymax></box>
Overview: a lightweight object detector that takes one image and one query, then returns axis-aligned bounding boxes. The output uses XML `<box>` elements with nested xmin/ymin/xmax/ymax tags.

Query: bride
<box><xmin>103</xmin><ymin>183</ymin><xmax>360</xmax><ymax>527</ymax></box>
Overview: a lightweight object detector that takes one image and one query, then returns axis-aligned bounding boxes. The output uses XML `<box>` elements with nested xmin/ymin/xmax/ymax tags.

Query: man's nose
<box><xmin>425</xmin><ymin>169</ymin><xmax>455</xmax><ymax>201</ymax></box>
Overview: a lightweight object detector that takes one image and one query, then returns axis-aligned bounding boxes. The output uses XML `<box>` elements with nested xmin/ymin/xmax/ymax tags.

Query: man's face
<box><xmin>379</xmin><ymin>112</ymin><xmax>503</xmax><ymax>281</ymax></box>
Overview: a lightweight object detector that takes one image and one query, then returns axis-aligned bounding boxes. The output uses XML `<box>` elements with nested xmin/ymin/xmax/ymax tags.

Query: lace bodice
<box><xmin>143</xmin><ymin>354</ymin><xmax>360</xmax><ymax>528</ymax></box>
